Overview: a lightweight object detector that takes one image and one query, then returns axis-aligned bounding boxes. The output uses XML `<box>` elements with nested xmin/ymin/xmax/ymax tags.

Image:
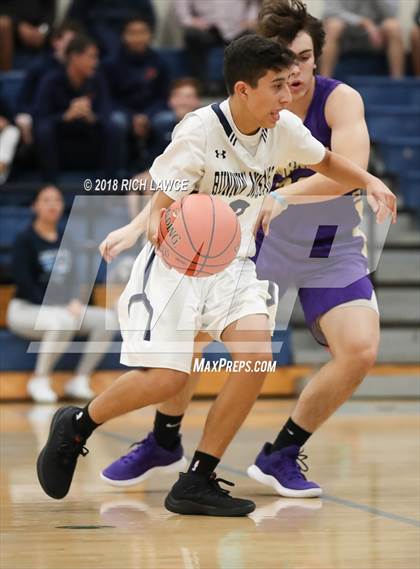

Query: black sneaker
<box><xmin>36</xmin><ymin>406</ymin><xmax>89</xmax><ymax>499</ymax></box>
<box><xmin>164</xmin><ymin>472</ymin><xmax>255</xmax><ymax>517</ymax></box>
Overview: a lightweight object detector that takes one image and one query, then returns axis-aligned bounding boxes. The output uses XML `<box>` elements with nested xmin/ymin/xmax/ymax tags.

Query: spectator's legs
<box><xmin>321</xmin><ymin>18</ymin><xmax>347</xmax><ymax>77</ymax></box>
<box><xmin>0</xmin><ymin>125</ymin><xmax>20</xmax><ymax>183</ymax></box>
<box><xmin>7</xmin><ymin>300</ymin><xmax>79</xmax><ymax>402</ymax></box>
<box><xmin>0</xmin><ymin>16</ymin><xmax>13</xmax><ymax>71</ymax></box>
<box><xmin>381</xmin><ymin>18</ymin><xmax>405</xmax><ymax>78</ymax></box>
<box><xmin>63</xmin><ymin>306</ymin><xmax>118</xmax><ymax>399</ymax></box>
<box><xmin>73</xmin><ymin>306</ymin><xmax>117</xmax><ymax>376</ymax></box>
<box><xmin>183</xmin><ymin>27</ymin><xmax>223</xmax><ymax>87</ymax></box>
<box><xmin>107</xmin><ymin>111</ymin><xmax>129</xmax><ymax>176</ymax></box>
<box><xmin>411</xmin><ymin>26</ymin><xmax>420</xmax><ymax>76</ymax></box>
<box><xmin>34</xmin><ymin>118</ymin><xmax>60</xmax><ymax>182</ymax></box>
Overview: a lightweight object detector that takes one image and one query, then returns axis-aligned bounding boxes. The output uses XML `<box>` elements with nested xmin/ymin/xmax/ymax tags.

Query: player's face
<box><xmin>33</xmin><ymin>186</ymin><xmax>64</xmax><ymax>225</ymax></box>
<box><xmin>287</xmin><ymin>31</ymin><xmax>316</xmax><ymax>99</ymax></box>
<box><xmin>247</xmin><ymin>68</ymin><xmax>294</xmax><ymax>128</ymax></box>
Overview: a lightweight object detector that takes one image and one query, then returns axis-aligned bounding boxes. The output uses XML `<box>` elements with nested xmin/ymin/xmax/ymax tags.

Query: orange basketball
<box><xmin>157</xmin><ymin>194</ymin><xmax>241</xmax><ymax>277</ymax></box>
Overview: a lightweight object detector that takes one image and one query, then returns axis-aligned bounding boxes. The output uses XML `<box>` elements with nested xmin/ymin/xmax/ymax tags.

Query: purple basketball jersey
<box><xmin>254</xmin><ymin>76</ymin><xmax>374</xmax><ymax>344</ymax></box>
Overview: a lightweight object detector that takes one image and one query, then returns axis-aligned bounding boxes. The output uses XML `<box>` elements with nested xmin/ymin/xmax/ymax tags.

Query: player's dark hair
<box><xmin>258</xmin><ymin>0</ymin><xmax>326</xmax><ymax>62</ymax></box>
<box><xmin>65</xmin><ymin>34</ymin><xmax>96</xmax><ymax>60</ymax></box>
<box><xmin>224</xmin><ymin>34</ymin><xmax>296</xmax><ymax>95</ymax></box>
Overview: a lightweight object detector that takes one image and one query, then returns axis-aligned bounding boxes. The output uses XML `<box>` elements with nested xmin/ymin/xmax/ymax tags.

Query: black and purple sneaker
<box><xmin>100</xmin><ymin>432</ymin><xmax>187</xmax><ymax>487</ymax></box>
<box><xmin>247</xmin><ymin>443</ymin><xmax>322</xmax><ymax>498</ymax></box>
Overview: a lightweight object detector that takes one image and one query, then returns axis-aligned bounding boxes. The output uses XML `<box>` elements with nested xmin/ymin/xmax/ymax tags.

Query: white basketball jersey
<box><xmin>150</xmin><ymin>99</ymin><xmax>325</xmax><ymax>257</ymax></box>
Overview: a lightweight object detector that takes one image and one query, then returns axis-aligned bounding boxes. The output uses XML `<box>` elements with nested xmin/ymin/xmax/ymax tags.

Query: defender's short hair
<box><xmin>258</xmin><ymin>0</ymin><xmax>326</xmax><ymax>62</ymax></box>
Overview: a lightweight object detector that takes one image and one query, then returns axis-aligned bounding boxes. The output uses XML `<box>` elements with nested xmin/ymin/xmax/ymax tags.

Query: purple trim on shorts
<box><xmin>299</xmin><ymin>275</ymin><xmax>374</xmax><ymax>345</ymax></box>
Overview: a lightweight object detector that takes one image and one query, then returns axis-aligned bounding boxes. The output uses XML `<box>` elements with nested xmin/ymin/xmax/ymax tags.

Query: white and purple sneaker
<box><xmin>101</xmin><ymin>432</ymin><xmax>187</xmax><ymax>487</ymax></box>
<box><xmin>247</xmin><ymin>443</ymin><xmax>322</xmax><ymax>498</ymax></box>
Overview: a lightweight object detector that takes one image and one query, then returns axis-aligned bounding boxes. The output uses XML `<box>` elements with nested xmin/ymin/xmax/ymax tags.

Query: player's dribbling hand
<box><xmin>366</xmin><ymin>177</ymin><xmax>397</xmax><ymax>224</ymax></box>
<box><xmin>254</xmin><ymin>193</ymin><xmax>288</xmax><ymax>236</ymax></box>
<box><xmin>99</xmin><ymin>223</ymin><xmax>140</xmax><ymax>263</ymax></box>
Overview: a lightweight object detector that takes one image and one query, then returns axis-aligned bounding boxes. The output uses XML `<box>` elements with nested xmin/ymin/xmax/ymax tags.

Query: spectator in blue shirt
<box><xmin>66</xmin><ymin>0</ymin><xmax>155</xmax><ymax>59</ymax></box>
<box><xmin>105</xmin><ymin>17</ymin><xmax>169</xmax><ymax>170</ymax></box>
<box><xmin>0</xmin><ymin>0</ymin><xmax>55</xmax><ymax>70</ymax></box>
<box><xmin>15</xmin><ymin>21</ymin><xmax>83</xmax><ymax>147</ymax></box>
<box><xmin>6</xmin><ymin>184</ymin><xmax>117</xmax><ymax>403</ymax></box>
<box><xmin>33</xmin><ymin>35</ymin><xmax>125</xmax><ymax>181</ymax></box>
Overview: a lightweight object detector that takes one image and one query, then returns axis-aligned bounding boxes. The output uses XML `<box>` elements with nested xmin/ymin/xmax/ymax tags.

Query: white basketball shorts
<box><xmin>118</xmin><ymin>243</ymin><xmax>278</xmax><ymax>373</ymax></box>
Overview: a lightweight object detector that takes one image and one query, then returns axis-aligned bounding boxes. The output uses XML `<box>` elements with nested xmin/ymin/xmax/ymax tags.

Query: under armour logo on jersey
<box><xmin>215</xmin><ymin>149</ymin><xmax>226</xmax><ymax>159</ymax></box>
<box><xmin>230</xmin><ymin>199</ymin><xmax>251</xmax><ymax>216</ymax></box>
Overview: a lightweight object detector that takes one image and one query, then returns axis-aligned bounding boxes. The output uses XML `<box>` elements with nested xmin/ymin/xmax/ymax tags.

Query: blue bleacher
<box><xmin>378</xmin><ymin>137</ymin><xmax>420</xmax><ymax>175</ymax></box>
<box><xmin>348</xmin><ymin>77</ymin><xmax>420</xmax><ymax>107</ymax></box>
<box><xmin>365</xmin><ymin>106</ymin><xmax>420</xmax><ymax>142</ymax></box>
<box><xmin>0</xmin><ymin>329</ymin><xmax>124</xmax><ymax>372</ymax></box>
<box><xmin>399</xmin><ymin>170</ymin><xmax>420</xmax><ymax>210</ymax></box>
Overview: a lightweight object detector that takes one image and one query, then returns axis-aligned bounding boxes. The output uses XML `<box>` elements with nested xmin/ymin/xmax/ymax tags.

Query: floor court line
<box><xmin>99</xmin><ymin>429</ymin><xmax>420</xmax><ymax>529</ymax></box>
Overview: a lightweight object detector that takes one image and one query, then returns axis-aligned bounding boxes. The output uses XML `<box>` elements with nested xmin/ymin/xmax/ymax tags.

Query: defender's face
<box><xmin>246</xmin><ymin>68</ymin><xmax>294</xmax><ymax>128</ymax></box>
<box><xmin>287</xmin><ymin>31</ymin><xmax>316</xmax><ymax>99</ymax></box>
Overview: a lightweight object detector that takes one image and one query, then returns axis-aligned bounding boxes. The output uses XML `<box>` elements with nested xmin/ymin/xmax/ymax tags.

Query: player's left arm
<box><xmin>311</xmin><ymin>148</ymin><xmax>396</xmax><ymax>223</ymax></box>
<box><xmin>283</xmin><ymin>86</ymin><xmax>370</xmax><ymax>200</ymax></box>
<box><xmin>279</xmin><ymin>86</ymin><xmax>396</xmax><ymax>222</ymax></box>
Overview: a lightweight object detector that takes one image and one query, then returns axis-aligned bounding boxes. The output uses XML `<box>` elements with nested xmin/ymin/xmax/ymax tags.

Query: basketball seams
<box><xmin>158</xmin><ymin>194</ymin><xmax>241</xmax><ymax>277</ymax></box>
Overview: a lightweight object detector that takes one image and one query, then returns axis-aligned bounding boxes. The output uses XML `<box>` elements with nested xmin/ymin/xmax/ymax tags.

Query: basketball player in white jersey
<box><xmin>37</xmin><ymin>34</ymin><xmax>395</xmax><ymax>516</ymax></box>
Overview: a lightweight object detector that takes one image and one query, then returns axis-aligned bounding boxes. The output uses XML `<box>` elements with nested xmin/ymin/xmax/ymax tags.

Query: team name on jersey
<box><xmin>213</xmin><ymin>165</ymin><xmax>276</xmax><ymax>198</ymax></box>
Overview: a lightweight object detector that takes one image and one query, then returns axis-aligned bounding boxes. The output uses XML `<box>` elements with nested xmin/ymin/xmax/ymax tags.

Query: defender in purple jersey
<box><xmin>100</xmin><ymin>1</ymin><xmax>394</xmax><ymax>499</ymax></box>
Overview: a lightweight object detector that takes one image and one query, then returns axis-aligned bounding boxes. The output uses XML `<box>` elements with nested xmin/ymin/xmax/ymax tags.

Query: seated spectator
<box><xmin>6</xmin><ymin>185</ymin><xmax>117</xmax><ymax>403</ymax></box>
<box><xmin>150</xmin><ymin>77</ymin><xmax>201</xmax><ymax>160</ymax></box>
<box><xmin>127</xmin><ymin>77</ymin><xmax>201</xmax><ymax>219</ymax></box>
<box><xmin>321</xmin><ymin>0</ymin><xmax>405</xmax><ymax>78</ymax></box>
<box><xmin>33</xmin><ymin>35</ymin><xmax>125</xmax><ymax>182</ymax></box>
<box><xmin>0</xmin><ymin>85</ymin><xmax>20</xmax><ymax>184</ymax></box>
<box><xmin>66</xmin><ymin>0</ymin><xmax>155</xmax><ymax>59</ymax></box>
<box><xmin>175</xmin><ymin>0</ymin><xmax>259</xmax><ymax>92</ymax></box>
<box><xmin>0</xmin><ymin>0</ymin><xmax>55</xmax><ymax>71</ymax></box>
<box><xmin>15</xmin><ymin>21</ymin><xmax>83</xmax><ymax>146</ymax></box>
<box><xmin>105</xmin><ymin>17</ymin><xmax>169</xmax><ymax>170</ymax></box>
<box><xmin>411</xmin><ymin>1</ymin><xmax>420</xmax><ymax>76</ymax></box>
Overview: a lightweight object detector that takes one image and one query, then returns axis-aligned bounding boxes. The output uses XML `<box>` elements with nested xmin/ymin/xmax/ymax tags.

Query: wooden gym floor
<box><xmin>1</xmin><ymin>399</ymin><xmax>419</xmax><ymax>569</ymax></box>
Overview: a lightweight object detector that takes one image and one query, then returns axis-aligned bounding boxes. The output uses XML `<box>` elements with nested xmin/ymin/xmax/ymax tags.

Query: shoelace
<box><xmin>273</xmin><ymin>451</ymin><xmax>309</xmax><ymax>481</ymax></box>
<box><xmin>57</xmin><ymin>440</ymin><xmax>89</xmax><ymax>466</ymax></box>
<box><xmin>122</xmin><ymin>438</ymin><xmax>150</xmax><ymax>463</ymax></box>
<box><xmin>207</xmin><ymin>473</ymin><xmax>235</xmax><ymax>497</ymax></box>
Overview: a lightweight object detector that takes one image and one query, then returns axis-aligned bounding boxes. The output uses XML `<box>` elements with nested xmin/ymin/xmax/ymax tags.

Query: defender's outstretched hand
<box><xmin>99</xmin><ymin>223</ymin><xmax>140</xmax><ymax>263</ymax></box>
<box><xmin>365</xmin><ymin>178</ymin><xmax>397</xmax><ymax>224</ymax></box>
